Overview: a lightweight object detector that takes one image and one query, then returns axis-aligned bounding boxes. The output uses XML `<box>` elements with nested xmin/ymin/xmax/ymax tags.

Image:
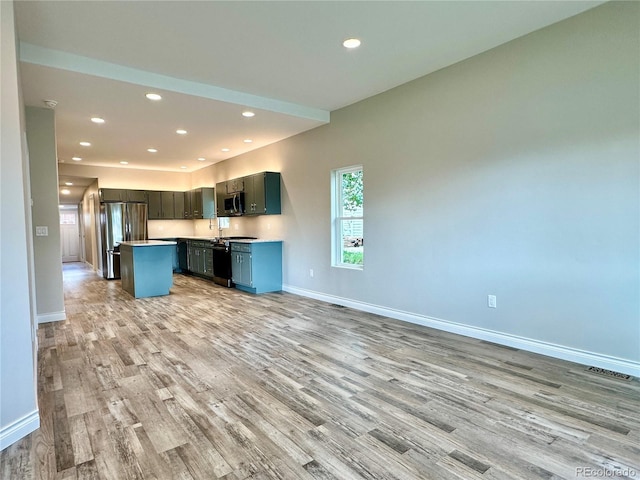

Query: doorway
<box><xmin>59</xmin><ymin>206</ymin><xmax>80</xmax><ymax>263</ymax></box>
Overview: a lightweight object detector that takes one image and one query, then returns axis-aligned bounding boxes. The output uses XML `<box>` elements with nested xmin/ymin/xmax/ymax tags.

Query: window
<box><xmin>59</xmin><ymin>212</ymin><xmax>76</xmax><ymax>225</ymax></box>
<box><xmin>332</xmin><ymin>165</ymin><xmax>364</xmax><ymax>268</ymax></box>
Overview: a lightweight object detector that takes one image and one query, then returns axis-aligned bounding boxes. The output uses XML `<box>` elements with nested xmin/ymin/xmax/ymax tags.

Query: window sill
<box><xmin>332</xmin><ymin>264</ymin><xmax>364</xmax><ymax>271</ymax></box>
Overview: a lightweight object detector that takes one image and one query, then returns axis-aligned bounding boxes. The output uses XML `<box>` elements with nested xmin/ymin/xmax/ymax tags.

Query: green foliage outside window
<box><xmin>340</xmin><ymin>169</ymin><xmax>363</xmax><ymax>266</ymax></box>
<box><xmin>342</xmin><ymin>170</ymin><xmax>363</xmax><ymax>214</ymax></box>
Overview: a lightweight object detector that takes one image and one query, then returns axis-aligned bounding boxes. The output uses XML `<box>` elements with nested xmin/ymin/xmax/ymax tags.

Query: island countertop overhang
<box><xmin>120</xmin><ymin>240</ymin><xmax>177</xmax><ymax>247</ymax></box>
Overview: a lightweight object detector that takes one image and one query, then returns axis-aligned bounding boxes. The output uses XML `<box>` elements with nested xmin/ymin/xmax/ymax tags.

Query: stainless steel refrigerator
<box><xmin>100</xmin><ymin>202</ymin><xmax>148</xmax><ymax>279</ymax></box>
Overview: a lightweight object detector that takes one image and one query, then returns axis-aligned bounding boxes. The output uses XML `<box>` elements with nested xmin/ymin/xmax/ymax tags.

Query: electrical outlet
<box><xmin>488</xmin><ymin>295</ymin><xmax>497</xmax><ymax>308</ymax></box>
<box><xmin>309</xmin><ymin>269</ymin><xmax>314</xmax><ymax>278</ymax></box>
<box><xmin>35</xmin><ymin>226</ymin><xmax>48</xmax><ymax>236</ymax></box>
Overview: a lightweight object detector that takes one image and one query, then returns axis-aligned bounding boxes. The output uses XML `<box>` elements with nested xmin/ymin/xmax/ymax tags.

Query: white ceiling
<box><xmin>58</xmin><ymin>175</ymin><xmax>97</xmax><ymax>206</ymax></box>
<box><xmin>15</xmin><ymin>1</ymin><xmax>603</xmax><ymax>188</ymax></box>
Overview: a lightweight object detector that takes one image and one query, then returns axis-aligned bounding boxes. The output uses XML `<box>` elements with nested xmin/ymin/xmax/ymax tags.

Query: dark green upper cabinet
<box><xmin>226</xmin><ymin>178</ymin><xmax>244</xmax><ymax>194</ymax></box>
<box><xmin>184</xmin><ymin>190</ymin><xmax>193</xmax><ymax>219</ymax></box>
<box><xmin>215</xmin><ymin>182</ymin><xmax>226</xmax><ymax>217</ymax></box>
<box><xmin>148</xmin><ymin>191</ymin><xmax>176</xmax><ymax>219</ymax></box>
<box><xmin>98</xmin><ymin>188</ymin><xmax>127</xmax><ymax>202</ymax></box>
<box><xmin>244</xmin><ymin>172</ymin><xmax>281</xmax><ymax>215</ymax></box>
<box><xmin>161</xmin><ymin>192</ymin><xmax>175</xmax><ymax>219</ymax></box>
<box><xmin>192</xmin><ymin>189</ymin><xmax>203</xmax><ymax>218</ymax></box>
<box><xmin>215</xmin><ymin>172</ymin><xmax>280</xmax><ymax>217</ymax></box>
<box><xmin>99</xmin><ymin>188</ymin><xmax>147</xmax><ymax>203</ymax></box>
<box><xmin>127</xmin><ymin>190</ymin><xmax>147</xmax><ymax>203</ymax></box>
<box><xmin>100</xmin><ymin>187</ymin><xmax>214</xmax><ymax>219</ymax></box>
<box><xmin>147</xmin><ymin>191</ymin><xmax>163</xmax><ymax>219</ymax></box>
<box><xmin>174</xmin><ymin>191</ymin><xmax>185</xmax><ymax>219</ymax></box>
<box><xmin>190</xmin><ymin>187</ymin><xmax>215</xmax><ymax>219</ymax></box>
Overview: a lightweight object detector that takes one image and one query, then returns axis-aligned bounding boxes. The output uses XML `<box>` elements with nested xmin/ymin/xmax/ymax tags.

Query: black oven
<box><xmin>212</xmin><ymin>243</ymin><xmax>233</xmax><ymax>287</ymax></box>
<box><xmin>211</xmin><ymin>236</ymin><xmax>257</xmax><ymax>287</ymax></box>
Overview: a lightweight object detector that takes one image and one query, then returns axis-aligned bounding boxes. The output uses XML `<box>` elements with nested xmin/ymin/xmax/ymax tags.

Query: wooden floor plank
<box><xmin>1</xmin><ymin>263</ymin><xmax>639</xmax><ymax>479</ymax></box>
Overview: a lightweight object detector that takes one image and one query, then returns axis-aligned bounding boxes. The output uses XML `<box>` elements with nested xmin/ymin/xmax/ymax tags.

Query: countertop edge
<box><xmin>229</xmin><ymin>239</ymin><xmax>282</xmax><ymax>244</ymax></box>
<box><xmin>120</xmin><ymin>240</ymin><xmax>177</xmax><ymax>247</ymax></box>
<box><xmin>149</xmin><ymin>237</ymin><xmax>282</xmax><ymax>244</ymax></box>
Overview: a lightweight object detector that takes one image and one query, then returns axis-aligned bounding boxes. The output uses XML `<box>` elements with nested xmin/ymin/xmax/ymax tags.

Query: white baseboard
<box><xmin>282</xmin><ymin>284</ymin><xmax>640</xmax><ymax>378</ymax></box>
<box><xmin>92</xmin><ymin>263</ymin><xmax>103</xmax><ymax>277</ymax></box>
<box><xmin>0</xmin><ymin>410</ymin><xmax>39</xmax><ymax>451</ymax></box>
<box><xmin>37</xmin><ymin>310</ymin><xmax>66</xmax><ymax>324</ymax></box>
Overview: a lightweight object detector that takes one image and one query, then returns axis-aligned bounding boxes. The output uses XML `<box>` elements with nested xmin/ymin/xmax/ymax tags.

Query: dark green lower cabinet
<box><xmin>231</xmin><ymin>241</ymin><xmax>282</xmax><ymax>294</ymax></box>
<box><xmin>187</xmin><ymin>241</ymin><xmax>213</xmax><ymax>278</ymax></box>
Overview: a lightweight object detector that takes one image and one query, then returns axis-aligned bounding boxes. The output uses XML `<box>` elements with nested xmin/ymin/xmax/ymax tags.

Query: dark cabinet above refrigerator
<box><xmin>98</xmin><ymin>187</ymin><xmax>214</xmax><ymax>220</ymax></box>
<box><xmin>99</xmin><ymin>188</ymin><xmax>147</xmax><ymax>203</ymax></box>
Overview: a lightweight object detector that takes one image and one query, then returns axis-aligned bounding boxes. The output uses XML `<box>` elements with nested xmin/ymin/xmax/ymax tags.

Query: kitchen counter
<box><xmin>149</xmin><ymin>236</ymin><xmax>222</xmax><ymax>243</ymax></box>
<box><xmin>119</xmin><ymin>240</ymin><xmax>175</xmax><ymax>298</ymax></box>
<box><xmin>149</xmin><ymin>236</ymin><xmax>282</xmax><ymax>244</ymax></box>
<box><xmin>227</xmin><ymin>238</ymin><xmax>282</xmax><ymax>244</ymax></box>
<box><xmin>121</xmin><ymin>240</ymin><xmax>177</xmax><ymax>247</ymax></box>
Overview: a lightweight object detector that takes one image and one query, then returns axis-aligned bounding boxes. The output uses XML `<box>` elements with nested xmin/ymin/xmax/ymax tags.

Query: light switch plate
<box><xmin>35</xmin><ymin>226</ymin><xmax>48</xmax><ymax>236</ymax></box>
<box><xmin>488</xmin><ymin>295</ymin><xmax>497</xmax><ymax>308</ymax></box>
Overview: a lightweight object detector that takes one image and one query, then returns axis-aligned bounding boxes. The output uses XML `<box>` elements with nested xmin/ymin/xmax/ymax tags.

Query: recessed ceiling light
<box><xmin>147</xmin><ymin>148</ymin><xmax>157</xmax><ymax>153</ymax></box>
<box><xmin>242</xmin><ymin>111</ymin><xmax>255</xmax><ymax>118</ymax></box>
<box><xmin>79</xmin><ymin>141</ymin><xmax>91</xmax><ymax>147</ymax></box>
<box><xmin>91</xmin><ymin>117</ymin><xmax>105</xmax><ymax>124</ymax></box>
<box><xmin>221</xmin><ymin>148</ymin><xmax>230</xmax><ymax>152</ymax></box>
<box><xmin>120</xmin><ymin>161</ymin><xmax>129</xmax><ymax>165</ymax></box>
<box><xmin>60</xmin><ymin>189</ymin><xmax>71</xmax><ymax>195</ymax></box>
<box><xmin>145</xmin><ymin>93</ymin><xmax>162</xmax><ymax>101</ymax></box>
<box><xmin>72</xmin><ymin>157</ymin><xmax>82</xmax><ymax>161</ymax></box>
<box><xmin>176</xmin><ymin>129</ymin><xmax>187</xmax><ymax>135</ymax></box>
<box><xmin>343</xmin><ymin>38</ymin><xmax>361</xmax><ymax>49</ymax></box>
<box><xmin>65</xmin><ymin>182</ymin><xmax>73</xmax><ymax>186</ymax></box>
<box><xmin>243</xmin><ymin>139</ymin><xmax>253</xmax><ymax>143</ymax></box>
<box><xmin>197</xmin><ymin>157</ymin><xmax>206</xmax><ymax>161</ymax></box>
<box><xmin>180</xmin><ymin>166</ymin><xmax>187</xmax><ymax>169</ymax></box>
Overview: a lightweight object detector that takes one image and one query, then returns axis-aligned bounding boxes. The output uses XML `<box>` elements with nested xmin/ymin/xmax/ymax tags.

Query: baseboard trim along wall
<box><xmin>283</xmin><ymin>284</ymin><xmax>640</xmax><ymax>378</ymax></box>
<box><xmin>37</xmin><ymin>310</ymin><xmax>66</xmax><ymax>324</ymax></box>
<box><xmin>0</xmin><ymin>410</ymin><xmax>39</xmax><ymax>451</ymax></box>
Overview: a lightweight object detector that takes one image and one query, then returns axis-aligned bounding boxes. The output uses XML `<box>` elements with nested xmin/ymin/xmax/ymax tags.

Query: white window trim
<box><xmin>331</xmin><ymin>165</ymin><xmax>363</xmax><ymax>270</ymax></box>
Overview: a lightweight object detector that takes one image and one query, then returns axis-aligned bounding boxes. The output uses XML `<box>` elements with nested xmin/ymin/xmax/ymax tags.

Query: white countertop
<box><xmin>229</xmin><ymin>239</ymin><xmax>282</xmax><ymax>244</ymax></box>
<box><xmin>120</xmin><ymin>240</ymin><xmax>177</xmax><ymax>247</ymax></box>
<box><xmin>149</xmin><ymin>236</ymin><xmax>282</xmax><ymax>244</ymax></box>
<box><xmin>164</xmin><ymin>236</ymin><xmax>217</xmax><ymax>240</ymax></box>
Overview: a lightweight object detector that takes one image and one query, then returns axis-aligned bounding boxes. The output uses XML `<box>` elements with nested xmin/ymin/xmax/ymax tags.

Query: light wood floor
<box><xmin>2</xmin><ymin>263</ymin><xmax>639</xmax><ymax>479</ymax></box>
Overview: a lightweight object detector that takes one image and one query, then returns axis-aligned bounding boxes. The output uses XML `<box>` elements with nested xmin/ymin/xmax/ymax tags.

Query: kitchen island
<box><xmin>119</xmin><ymin>240</ymin><xmax>177</xmax><ymax>298</ymax></box>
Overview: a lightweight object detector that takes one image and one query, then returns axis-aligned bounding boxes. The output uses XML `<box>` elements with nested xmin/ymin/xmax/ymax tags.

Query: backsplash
<box><xmin>193</xmin><ymin>216</ymin><xmax>284</xmax><ymax>239</ymax></box>
<box><xmin>150</xmin><ymin>216</ymin><xmax>284</xmax><ymax>239</ymax></box>
<box><xmin>148</xmin><ymin>220</ymin><xmax>196</xmax><ymax>238</ymax></box>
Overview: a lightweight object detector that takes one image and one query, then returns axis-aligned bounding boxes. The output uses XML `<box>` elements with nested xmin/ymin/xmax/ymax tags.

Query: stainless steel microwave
<box><xmin>222</xmin><ymin>192</ymin><xmax>245</xmax><ymax>216</ymax></box>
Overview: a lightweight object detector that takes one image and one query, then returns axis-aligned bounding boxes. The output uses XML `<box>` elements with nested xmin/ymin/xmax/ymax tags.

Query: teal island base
<box><xmin>119</xmin><ymin>240</ymin><xmax>176</xmax><ymax>298</ymax></box>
